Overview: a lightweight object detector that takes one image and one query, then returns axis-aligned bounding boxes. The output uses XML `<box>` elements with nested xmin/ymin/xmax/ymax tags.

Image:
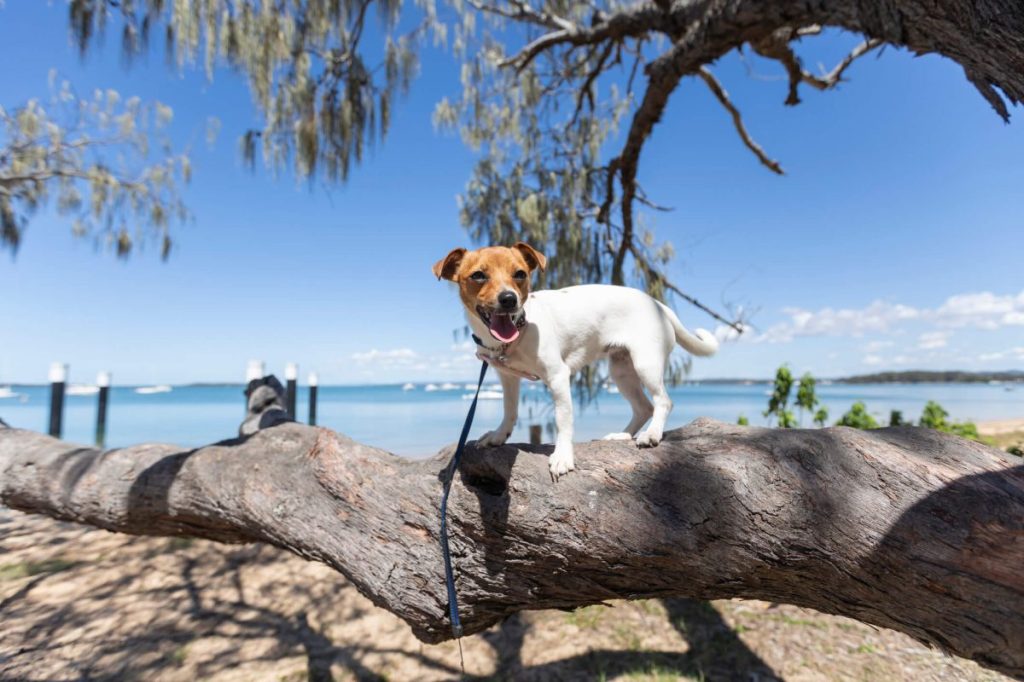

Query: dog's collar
<box><xmin>471</xmin><ymin>327</ymin><xmax>540</xmax><ymax>382</ymax></box>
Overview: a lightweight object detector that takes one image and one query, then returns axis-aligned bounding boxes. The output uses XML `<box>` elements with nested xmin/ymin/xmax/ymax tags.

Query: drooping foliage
<box><xmin>1</xmin><ymin>74</ymin><xmax>190</xmax><ymax>257</ymax></box>
<box><xmin>67</xmin><ymin>0</ymin><xmax>426</xmax><ymax>183</ymax></box>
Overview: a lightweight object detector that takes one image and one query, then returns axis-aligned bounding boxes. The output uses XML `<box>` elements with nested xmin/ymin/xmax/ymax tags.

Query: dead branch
<box><xmin>697</xmin><ymin>67</ymin><xmax>784</xmax><ymax>174</ymax></box>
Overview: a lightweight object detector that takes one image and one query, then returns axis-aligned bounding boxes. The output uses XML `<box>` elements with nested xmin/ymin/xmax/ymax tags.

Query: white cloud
<box><xmin>714</xmin><ymin>323</ymin><xmax>753</xmax><ymax>343</ymax></box>
<box><xmin>863</xmin><ymin>340</ymin><xmax>895</xmax><ymax>352</ymax></box>
<box><xmin>917</xmin><ymin>331</ymin><xmax>950</xmax><ymax>350</ymax></box>
<box><xmin>934</xmin><ymin>291</ymin><xmax>1024</xmax><ymax>329</ymax></box>
<box><xmin>978</xmin><ymin>347</ymin><xmax>1024</xmax><ymax>362</ymax></box>
<box><xmin>862</xmin><ymin>354</ymin><xmax>884</xmax><ymax>366</ymax></box>
<box><xmin>758</xmin><ymin>300</ymin><xmax>921</xmax><ymax>343</ymax></box>
<box><xmin>351</xmin><ymin>348</ymin><xmax>419</xmax><ymax>364</ymax></box>
<box><xmin>757</xmin><ymin>289</ymin><xmax>1024</xmax><ymax>344</ymax></box>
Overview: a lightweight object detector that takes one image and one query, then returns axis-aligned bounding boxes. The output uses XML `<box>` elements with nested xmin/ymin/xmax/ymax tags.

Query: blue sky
<box><xmin>1</xmin><ymin>2</ymin><xmax>1022</xmax><ymax>385</ymax></box>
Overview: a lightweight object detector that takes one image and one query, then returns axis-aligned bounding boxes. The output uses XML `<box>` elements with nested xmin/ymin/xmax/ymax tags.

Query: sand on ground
<box><xmin>0</xmin><ymin>508</ymin><xmax>1011</xmax><ymax>682</ymax></box>
<box><xmin>977</xmin><ymin>418</ymin><xmax>1024</xmax><ymax>436</ymax></box>
<box><xmin>978</xmin><ymin>418</ymin><xmax>1024</xmax><ymax>451</ymax></box>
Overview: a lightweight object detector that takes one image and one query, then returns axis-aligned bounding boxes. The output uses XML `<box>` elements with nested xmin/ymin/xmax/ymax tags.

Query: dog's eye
<box><xmin>513</xmin><ymin>270</ymin><xmax>527</xmax><ymax>281</ymax></box>
<box><xmin>469</xmin><ymin>270</ymin><xmax>488</xmax><ymax>283</ymax></box>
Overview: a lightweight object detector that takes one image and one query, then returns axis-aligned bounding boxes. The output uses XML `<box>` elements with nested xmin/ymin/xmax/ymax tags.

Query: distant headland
<box><xmin>836</xmin><ymin>370</ymin><xmax>1024</xmax><ymax>384</ymax></box>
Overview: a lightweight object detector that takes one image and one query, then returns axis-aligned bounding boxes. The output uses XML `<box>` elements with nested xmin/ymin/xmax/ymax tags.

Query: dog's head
<box><xmin>433</xmin><ymin>242</ymin><xmax>546</xmax><ymax>343</ymax></box>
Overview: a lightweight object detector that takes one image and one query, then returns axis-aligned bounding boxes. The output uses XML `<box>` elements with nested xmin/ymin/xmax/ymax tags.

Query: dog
<box><xmin>433</xmin><ymin>242</ymin><xmax>718</xmax><ymax>479</ymax></box>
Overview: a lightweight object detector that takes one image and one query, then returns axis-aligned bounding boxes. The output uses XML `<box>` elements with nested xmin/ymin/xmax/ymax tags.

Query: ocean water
<box><xmin>0</xmin><ymin>382</ymin><xmax>1020</xmax><ymax>458</ymax></box>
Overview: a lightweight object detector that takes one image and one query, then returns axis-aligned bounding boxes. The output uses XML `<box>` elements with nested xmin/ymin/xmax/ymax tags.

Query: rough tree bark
<box><xmin>1</xmin><ymin>418</ymin><xmax>1022</xmax><ymax>677</ymax></box>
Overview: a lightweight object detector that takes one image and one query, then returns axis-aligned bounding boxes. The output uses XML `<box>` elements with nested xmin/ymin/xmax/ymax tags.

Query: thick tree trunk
<box><xmin>1</xmin><ymin>419</ymin><xmax>1022</xmax><ymax>677</ymax></box>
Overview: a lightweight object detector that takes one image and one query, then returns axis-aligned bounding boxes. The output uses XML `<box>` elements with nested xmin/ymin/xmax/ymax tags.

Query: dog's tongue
<box><xmin>489</xmin><ymin>314</ymin><xmax>519</xmax><ymax>343</ymax></box>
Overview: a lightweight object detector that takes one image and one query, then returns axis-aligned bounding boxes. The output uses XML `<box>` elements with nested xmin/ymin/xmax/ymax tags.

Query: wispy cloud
<box><xmin>935</xmin><ymin>291</ymin><xmax>1024</xmax><ymax>329</ymax></box>
<box><xmin>917</xmin><ymin>331</ymin><xmax>950</xmax><ymax>350</ymax></box>
<box><xmin>349</xmin><ymin>342</ymin><xmax>479</xmax><ymax>380</ymax></box>
<box><xmin>752</xmin><ymin>289</ymin><xmax>1024</xmax><ymax>344</ymax></box>
<box><xmin>863</xmin><ymin>340</ymin><xmax>895</xmax><ymax>352</ymax></box>
<box><xmin>757</xmin><ymin>301</ymin><xmax>920</xmax><ymax>343</ymax></box>
<box><xmin>351</xmin><ymin>348</ymin><xmax>419</xmax><ymax>364</ymax></box>
<box><xmin>978</xmin><ymin>347</ymin><xmax>1024</xmax><ymax>362</ymax></box>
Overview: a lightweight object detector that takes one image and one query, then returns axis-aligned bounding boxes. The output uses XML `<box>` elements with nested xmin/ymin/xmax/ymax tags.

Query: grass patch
<box><xmin>0</xmin><ymin>558</ymin><xmax>80</xmax><ymax>581</ymax></box>
<box><xmin>564</xmin><ymin>604</ymin><xmax>606</xmax><ymax>630</ymax></box>
<box><xmin>768</xmin><ymin>613</ymin><xmax>825</xmax><ymax>629</ymax></box>
<box><xmin>169</xmin><ymin>644</ymin><xmax>190</xmax><ymax>666</ymax></box>
<box><xmin>612</xmin><ymin>623</ymin><xmax>644</xmax><ymax>652</ymax></box>
<box><xmin>621</xmin><ymin>662</ymin><xmax>704</xmax><ymax>682</ymax></box>
<box><xmin>633</xmin><ymin>599</ymin><xmax>663</xmax><ymax>617</ymax></box>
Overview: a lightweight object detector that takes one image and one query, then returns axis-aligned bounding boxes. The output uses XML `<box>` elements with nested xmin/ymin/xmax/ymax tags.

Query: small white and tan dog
<box><xmin>434</xmin><ymin>242</ymin><xmax>718</xmax><ymax>479</ymax></box>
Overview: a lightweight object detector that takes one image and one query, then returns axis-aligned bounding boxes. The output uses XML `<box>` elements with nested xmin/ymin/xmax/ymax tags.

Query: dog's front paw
<box><xmin>549</xmin><ymin>446</ymin><xmax>575</xmax><ymax>481</ymax></box>
<box><xmin>477</xmin><ymin>429</ymin><xmax>511</xmax><ymax>447</ymax></box>
<box><xmin>635</xmin><ymin>430</ymin><xmax>662</xmax><ymax>448</ymax></box>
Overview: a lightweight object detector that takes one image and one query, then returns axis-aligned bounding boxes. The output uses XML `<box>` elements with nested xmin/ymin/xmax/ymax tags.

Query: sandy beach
<box><xmin>978</xmin><ymin>417</ymin><xmax>1024</xmax><ymax>435</ymax></box>
<box><xmin>0</xmin><ymin>508</ymin><xmax>1011</xmax><ymax>682</ymax></box>
<box><xmin>978</xmin><ymin>418</ymin><xmax>1024</xmax><ymax>451</ymax></box>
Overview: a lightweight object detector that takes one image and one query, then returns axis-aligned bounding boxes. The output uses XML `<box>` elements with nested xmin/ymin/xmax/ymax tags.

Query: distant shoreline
<box><xmin>834</xmin><ymin>370</ymin><xmax>1024</xmax><ymax>384</ymax></box>
<box><xmin>697</xmin><ymin>370</ymin><xmax>1024</xmax><ymax>385</ymax></box>
<box><xmin>3</xmin><ymin>370</ymin><xmax>1022</xmax><ymax>388</ymax></box>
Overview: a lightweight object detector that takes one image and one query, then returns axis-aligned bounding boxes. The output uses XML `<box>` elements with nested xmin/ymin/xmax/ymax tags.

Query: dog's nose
<box><xmin>498</xmin><ymin>291</ymin><xmax>518</xmax><ymax>310</ymax></box>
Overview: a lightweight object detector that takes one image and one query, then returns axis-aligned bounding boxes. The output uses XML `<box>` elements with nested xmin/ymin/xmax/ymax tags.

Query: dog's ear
<box><xmin>513</xmin><ymin>242</ymin><xmax>546</xmax><ymax>272</ymax></box>
<box><xmin>432</xmin><ymin>247</ymin><xmax>467</xmax><ymax>281</ymax></box>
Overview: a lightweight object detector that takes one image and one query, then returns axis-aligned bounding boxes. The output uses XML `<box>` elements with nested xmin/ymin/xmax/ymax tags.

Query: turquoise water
<box><xmin>1</xmin><ymin>382</ymin><xmax>1020</xmax><ymax>457</ymax></box>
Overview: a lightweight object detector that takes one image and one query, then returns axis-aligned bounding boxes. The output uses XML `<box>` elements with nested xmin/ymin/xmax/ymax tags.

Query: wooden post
<box><xmin>529</xmin><ymin>424</ymin><xmax>542</xmax><ymax>445</ymax></box>
<box><xmin>245</xmin><ymin>360</ymin><xmax>264</xmax><ymax>409</ymax></box>
<box><xmin>308</xmin><ymin>372</ymin><xmax>318</xmax><ymax>426</ymax></box>
<box><xmin>95</xmin><ymin>371</ymin><xmax>110</xmax><ymax>448</ymax></box>
<box><xmin>47</xmin><ymin>362</ymin><xmax>67</xmax><ymax>438</ymax></box>
<box><xmin>285</xmin><ymin>362</ymin><xmax>298</xmax><ymax>420</ymax></box>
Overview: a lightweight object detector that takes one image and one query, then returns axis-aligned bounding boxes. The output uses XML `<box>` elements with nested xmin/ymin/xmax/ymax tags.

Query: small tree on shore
<box><xmin>836</xmin><ymin>402</ymin><xmax>879</xmax><ymax>430</ymax></box>
<box><xmin>813</xmin><ymin>407</ymin><xmax>830</xmax><ymax>428</ymax></box>
<box><xmin>795</xmin><ymin>373</ymin><xmax>819</xmax><ymax>426</ymax></box>
<box><xmin>764</xmin><ymin>365</ymin><xmax>797</xmax><ymax>428</ymax></box>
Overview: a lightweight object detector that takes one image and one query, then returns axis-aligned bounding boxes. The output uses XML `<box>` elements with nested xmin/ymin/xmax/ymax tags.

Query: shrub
<box><xmin>836</xmin><ymin>402</ymin><xmax>879</xmax><ymax>429</ymax></box>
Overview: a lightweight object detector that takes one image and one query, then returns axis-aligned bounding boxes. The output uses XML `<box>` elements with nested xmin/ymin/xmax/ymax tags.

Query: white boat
<box><xmin>0</xmin><ymin>386</ymin><xmax>21</xmax><ymax>399</ymax></box>
<box><xmin>465</xmin><ymin>390</ymin><xmax>504</xmax><ymax>400</ymax></box>
<box><xmin>135</xmin><ymin>385</ymin><xmax>172</xmax><ymax>395</ymax></box>
<box><xmin>606</xmin><ymin>385</ymin><xmax>620</xmax><ymax>394</ymax></box>
<box><xmin>66</xmin><ymin>384</ymin><xmax>100</xmax><ymax>396</ymax></box>
<box><xmin>402</xmin><ymin>382</ymin><xmax>416</xmax><ymax>391</ymax></box>
<box><xmin>424</xmin><ymin>383</ymin><xmax>440</xmax><ymax>392</ymax></box>
<box><xmin>440</xmin><ymin>382</ymin><xmax>460</xmax><ymax>390</ymax></box>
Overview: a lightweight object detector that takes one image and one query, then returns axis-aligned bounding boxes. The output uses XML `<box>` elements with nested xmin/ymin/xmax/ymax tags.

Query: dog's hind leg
<box><xmin>603</xmin><ymin>350</ymin><xmax>653</xmax><ymax>440</ymax></box>
<box><xmin>631</xmin><ymin>353</ymin><xmax>673</xmax><ymax>448</ymax></box>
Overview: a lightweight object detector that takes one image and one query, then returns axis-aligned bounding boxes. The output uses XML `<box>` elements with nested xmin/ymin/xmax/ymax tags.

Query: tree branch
<box><xmin>697</xmin><ymin>67</ymin><xmax>783</xmax><ymax>174</ymax></box>
<box><xmin>2</xmin><ymin>417</ymin><xmax>1022</xmax><ymax>677</ymax></box>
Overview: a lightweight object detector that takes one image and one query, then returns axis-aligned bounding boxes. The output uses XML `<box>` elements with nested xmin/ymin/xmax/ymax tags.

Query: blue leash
<box><xmin>440</xmin><ymin>358</ymin><xmax>489</xmax><ymax>642</ymax></box>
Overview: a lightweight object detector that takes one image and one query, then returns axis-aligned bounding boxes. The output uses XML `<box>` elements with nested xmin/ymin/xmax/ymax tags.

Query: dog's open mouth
<box><xmin>477</xmin><ymin>306</ymin><xmax>525</xmax><ymax>343</ymax></box>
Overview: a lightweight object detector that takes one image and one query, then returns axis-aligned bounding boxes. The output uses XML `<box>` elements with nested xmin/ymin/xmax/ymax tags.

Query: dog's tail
<box><xmin>657</xmin><ymin>302</ymin><xmax>719</xmax><ymax>357</ymax></box>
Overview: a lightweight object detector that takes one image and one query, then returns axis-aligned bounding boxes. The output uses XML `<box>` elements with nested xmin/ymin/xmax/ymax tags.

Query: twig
<box><xmin>697</xmin><ymin>68</ymin><xmax>783</xmax><ymax>174</ymax></box>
